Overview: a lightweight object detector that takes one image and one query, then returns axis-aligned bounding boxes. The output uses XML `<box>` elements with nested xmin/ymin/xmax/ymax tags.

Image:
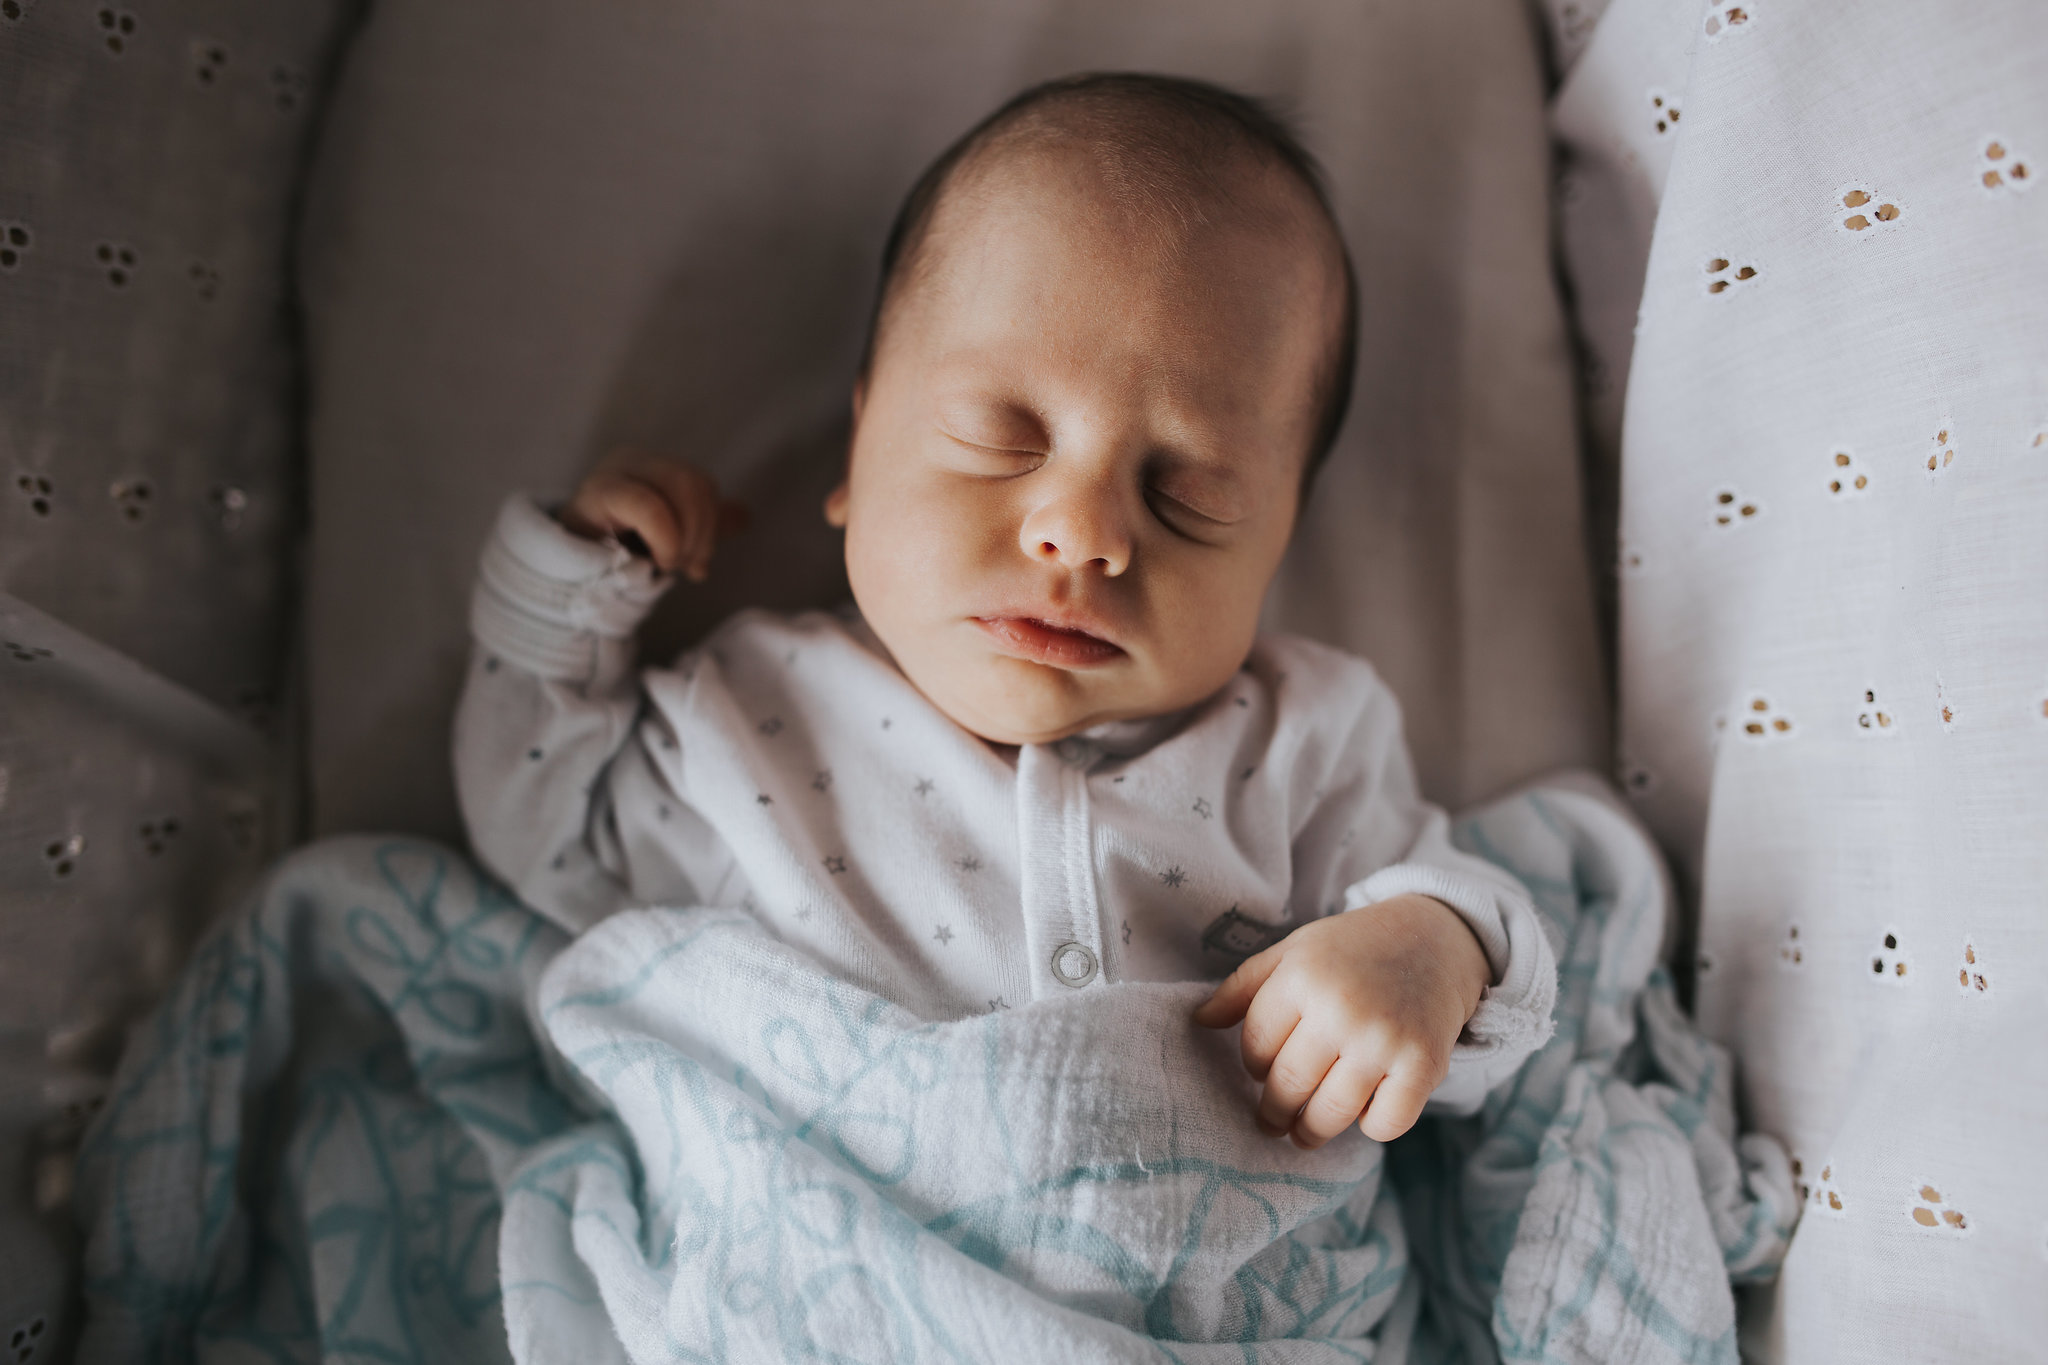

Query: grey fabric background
<box><xmin>0</xmin><ymin>0</ymin><xmax>361</xmax><ymax>1343</ymax></box>
<box><xmin>297</xmin><ymin>0</ymin><xmax>1609</xmax><ymax>841</ymax></box>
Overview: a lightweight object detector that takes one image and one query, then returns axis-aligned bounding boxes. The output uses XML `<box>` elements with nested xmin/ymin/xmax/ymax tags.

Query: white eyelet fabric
<box><xmin>1548</xmin><ymin>0</ymin><xmax>2048</xmax><ymax>1357</ymax></box>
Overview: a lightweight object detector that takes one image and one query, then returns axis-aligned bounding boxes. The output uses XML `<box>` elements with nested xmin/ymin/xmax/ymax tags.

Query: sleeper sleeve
<box><xmin>1347</xmin><ymin>807</ymin><xmax>1558</xmax><ymax>1116</ymax></box>
<box><xmin>453</xmin><ymin>493</ymin><xmax>671</xmax><ymax>931</ymax></box>
<box><xmin>1305</xmin><ymin>675</ymin><xmax>1558</xmax><ymax>1117</ymax></box>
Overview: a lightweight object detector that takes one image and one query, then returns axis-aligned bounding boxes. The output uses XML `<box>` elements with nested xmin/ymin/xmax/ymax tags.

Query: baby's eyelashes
<box><xmin>933</xmin><ymin>398</ymin><xmax>1048</xmax><ymax>450</ymax></box>
<box><xmin>1144</xmin><ymin>485</ymin><xmax>1236</xmax><ymax>538</ymax></box>
<box><xmin>938</xmin><ymin>433</ymin><xmax>1046</xmax><ymax>475</ymax></box>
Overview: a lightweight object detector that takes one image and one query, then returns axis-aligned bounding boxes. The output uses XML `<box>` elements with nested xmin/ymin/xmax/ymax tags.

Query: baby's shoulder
<box><xmin>655</xmin><ymin>605</ymin><xmax>901</xmax><ymax>717</ymax></box>
<box><xmin>675</xmin><ymin>604</ymin><xmax>874</xmax><ymax>667</ymax></box>
<box><xmin>1243</xmin><ymin>632</ymin><xmax>1400</xmax><ymax>731</ymax></box>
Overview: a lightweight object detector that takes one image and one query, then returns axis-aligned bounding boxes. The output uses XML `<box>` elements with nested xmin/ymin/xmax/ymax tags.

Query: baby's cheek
<box><xmin>1153</xmin><ymin>574</ymin><xmax>1261</xmax><ymax>700</ymax></box>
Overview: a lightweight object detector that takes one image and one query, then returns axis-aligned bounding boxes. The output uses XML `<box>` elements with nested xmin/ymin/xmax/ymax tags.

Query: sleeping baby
<box><xmin>455</xmin><ymin>72</ymin><xmax>1555</xmax><ymax>1151</ymax></box>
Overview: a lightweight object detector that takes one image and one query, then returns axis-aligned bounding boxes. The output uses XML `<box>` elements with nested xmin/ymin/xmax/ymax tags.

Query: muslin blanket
<box><xmin>73</xmin><ymin>774</ymin><xmax>1795</xmax><ymax>1363</ymax></box>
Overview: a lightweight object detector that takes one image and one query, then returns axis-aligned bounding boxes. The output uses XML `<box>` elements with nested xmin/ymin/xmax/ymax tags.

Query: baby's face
<box><xmin>828</xmin><ymin>150</ymin><xmax>1340</xmax><ymax>745</ymax></box>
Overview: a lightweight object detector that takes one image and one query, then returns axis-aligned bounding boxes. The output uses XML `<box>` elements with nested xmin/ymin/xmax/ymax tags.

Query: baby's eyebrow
<box><xmin>934</xmin><ymin>391</ymin><xmax>1050</xmax><ymax>438</ymax></box>
<box><xmin>1150</xmin><ymin>441</ymin><xmax>1242</xmax><ymax>481</ymax></box>
<box><xmin>1140</xmin><ymin>370</ymin><xmax>1281</xmax><ymax>467</ymax></box>
<box><xmin>1143</xmin><ymin>442</ymin><xmax>1265</xmax><ymax>512</ymax></box>
<box><xmin>1140</xmin><ymin>410</ymin><xmax>1261</xmax><ymax>481</ymax></box>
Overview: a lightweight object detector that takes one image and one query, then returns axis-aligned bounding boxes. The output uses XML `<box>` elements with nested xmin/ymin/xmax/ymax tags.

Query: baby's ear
<box><xmin>825</xmin><ymin>382</ymin><xmax>864</xmax><ymax>528</ymax></box>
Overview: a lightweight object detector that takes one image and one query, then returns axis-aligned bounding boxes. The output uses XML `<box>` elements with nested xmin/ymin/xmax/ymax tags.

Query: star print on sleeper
<box><xmin>457</xmin><ymin>493</ymin><xmax>1553</xmax><ymax>1056</ymax></box>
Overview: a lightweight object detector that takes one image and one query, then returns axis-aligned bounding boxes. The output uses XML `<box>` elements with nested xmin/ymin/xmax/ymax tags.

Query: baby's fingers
<box><xmin>1192</xmin><ymin>943</ymin><xmax>1284</xmax><ymax>1029</ymax></box>
<box><xmin>1358</xmin><ymin>1055</ymin><xmax>1438</xmax><ymax>1143</ymax></box>
<box><xmin>643</xmin><ymin>465</ymin><xmax>742</xmax><ymax>582</ymax></box>
<box><xmin>1290</xmin><ymin>1057</ymin><xmax>1383</xmax><ymax>1149</ymax></box>
<box><xmin>641</xmin><ymin>466</ymin><xmax>713</xmax><ymax>580</ymax></box>
<box><xmin>576</xmin><ymin>477</ymin><xmax>685</xmax><ymax>571</ymax></box>
<box><xmin>1255</xmin><ymin>1029</ymin><xmax>1336</xmax><ymax>1138</ymax></box>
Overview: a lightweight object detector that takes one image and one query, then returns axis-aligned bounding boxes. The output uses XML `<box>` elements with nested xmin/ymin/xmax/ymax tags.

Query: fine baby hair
<box><xmin>861</xmin><ymin>71</ymin><xmax>1362</xmax><ymax>488</ymax></box>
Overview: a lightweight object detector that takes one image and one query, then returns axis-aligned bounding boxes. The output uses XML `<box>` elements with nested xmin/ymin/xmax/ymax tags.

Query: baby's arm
<box><xmin>454</xmin><ymin>453</ymin><xmax>741</xmax><ymax>928</ymax></box>
<box><xmin>1195</xmin><ymin>671</ymin><xmax>1557</xmax><ymax>1148</ymax></box>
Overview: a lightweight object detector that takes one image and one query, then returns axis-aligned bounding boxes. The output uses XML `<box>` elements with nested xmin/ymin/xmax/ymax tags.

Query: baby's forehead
<box><xmin>939</xmin><ymin>122</ymin><xmax>1325</xmax><ymax>259</ymax></box>
<box><xmin>891</xmin><ymin>145</ymin><xmax>1343</xmax><ymax>374</ymax></box>
<box><xmin>915</xmin><ymin>156</ymin><xmax>1334</xmax><ymax>369</ymax></box>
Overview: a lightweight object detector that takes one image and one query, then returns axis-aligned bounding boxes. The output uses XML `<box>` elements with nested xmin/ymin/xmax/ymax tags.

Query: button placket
<box><xmin>1016</xmin><ymin>743</ymin><xmax>1108</xmax><ymax>998</ymax></box>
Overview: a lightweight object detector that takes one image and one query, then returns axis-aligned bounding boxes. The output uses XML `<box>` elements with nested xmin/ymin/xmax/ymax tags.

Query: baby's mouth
<box><xmin>972</xmin><ymin>615</ymin><xmax>1126</xmax><ymax>668</ymax></box>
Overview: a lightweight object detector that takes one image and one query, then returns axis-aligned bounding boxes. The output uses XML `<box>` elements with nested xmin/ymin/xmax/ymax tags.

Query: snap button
<box><xmin>1050</xmin><ymin>941</ymin><xmax>1098</xmax><ymax>988</ymax></box>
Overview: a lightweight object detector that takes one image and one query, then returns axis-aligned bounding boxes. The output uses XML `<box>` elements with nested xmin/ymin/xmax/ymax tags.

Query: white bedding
<box><xmin>1552</xmin><ymin>0</ymin><xmax>2048</xmax><ymax>1357</ymax></box>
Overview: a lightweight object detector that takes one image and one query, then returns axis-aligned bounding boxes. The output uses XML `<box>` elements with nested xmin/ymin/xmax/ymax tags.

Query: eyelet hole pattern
<box><xmin>7</xmin><ymin>1316</ymin><xmax>47</xmax><ymax>1362</ymax></box>
<box><xmin>0</xmin><ymin>219</ymin><xmax>32</xmax><ymax>270</ymax></box>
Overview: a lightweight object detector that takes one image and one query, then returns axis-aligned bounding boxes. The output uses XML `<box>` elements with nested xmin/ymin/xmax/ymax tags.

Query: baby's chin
<box><xmin>911</xmin><ymin>655</ymin><xmax>1170</xmax><ymax>747</ymax></box>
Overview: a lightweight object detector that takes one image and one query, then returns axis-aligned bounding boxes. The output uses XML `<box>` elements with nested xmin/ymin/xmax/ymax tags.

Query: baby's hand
<box><xmin>559</xmin><ymin>450</ymin><xmax>748</xmax><ymax>582</ymax></box>
<box><xmin>1192</xmin><ymin>894</ymin><xmax>1490</xmax><ymax>1147</ymax></box>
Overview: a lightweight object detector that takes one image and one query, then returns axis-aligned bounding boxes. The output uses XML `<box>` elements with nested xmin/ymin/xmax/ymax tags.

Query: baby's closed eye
<box><xmin>938</xmin><ymin>432</ymin><xmax>1045</xmax><ymax>476</ymax></box>
<box><xmin>1142</xmin><ymin>460</ymin><xmax>1249</xmax><ymax>536</ymax></box>
<box><xmin>935</xmin><ymin>401</ymin><xmax>1048</xmax><ymax>467</ymax></box>
<box><xmin>1143</xmin><ymin>481</ymin><xmax>1238</xmax><ymax>537</ymax></box>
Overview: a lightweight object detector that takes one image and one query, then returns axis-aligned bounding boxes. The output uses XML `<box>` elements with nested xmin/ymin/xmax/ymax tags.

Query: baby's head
<box><xmin>826</xmin><ymin>73</ymin><xmax>1357</xmax><ymax>745</ymax></box>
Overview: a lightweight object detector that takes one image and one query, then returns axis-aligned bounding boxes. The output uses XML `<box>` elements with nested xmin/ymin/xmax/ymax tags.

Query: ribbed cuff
<box><xmin>1350</xmin><ymin>863</ymin><xmax>1512</xmax><ymax>982</ymax></box>
<box><xmin>470</xmin><ymin>494</ymin><xmax>670</xmax><ymax>685</ymax></box>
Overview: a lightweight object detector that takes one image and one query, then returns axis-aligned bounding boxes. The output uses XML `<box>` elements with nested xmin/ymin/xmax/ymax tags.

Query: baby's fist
<box><xmin>1193</xmin><ymin>894</ymin><xmax>1491</xmax><ymax>1147</ymax></box>
<box><xmin>560</xmin><ymin>450</ymin><xmax>747</xmax><ymax>582</ymax></box>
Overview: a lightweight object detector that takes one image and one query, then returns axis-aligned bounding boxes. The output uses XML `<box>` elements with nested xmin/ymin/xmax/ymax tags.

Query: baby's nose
<box><xmin>1021</xmin><ymin>497</ymin><xmax>1131</xmax><ymax>576</ymax></box>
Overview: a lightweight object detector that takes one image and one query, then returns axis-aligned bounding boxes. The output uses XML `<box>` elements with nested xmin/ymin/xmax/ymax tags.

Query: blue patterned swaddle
<box><xmin>73</xmin><ymin>776</ymin><xmax>1794</xmax><ymax>1363</ymax></box>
